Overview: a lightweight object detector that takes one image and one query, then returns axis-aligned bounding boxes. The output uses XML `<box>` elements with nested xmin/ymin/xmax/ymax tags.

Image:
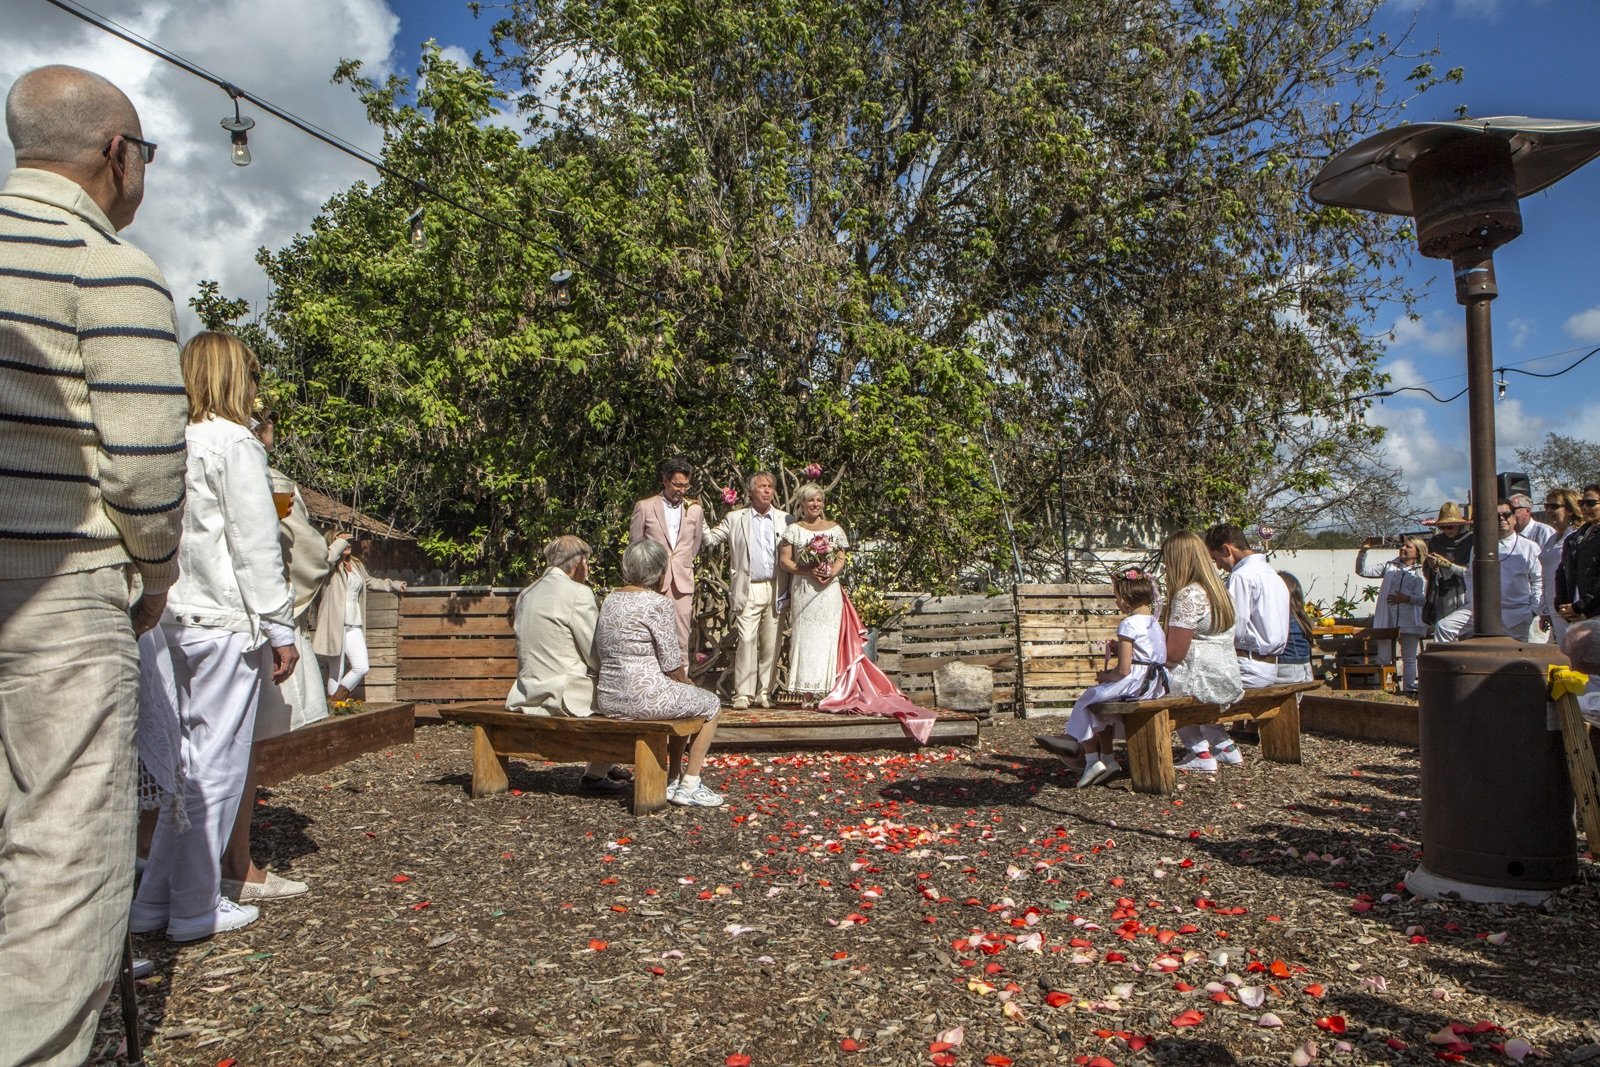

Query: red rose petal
<box><xmin>1172</xmin><ymin>1009</ymin><xmax>1205</xmax><ymax>1028</ymax></box>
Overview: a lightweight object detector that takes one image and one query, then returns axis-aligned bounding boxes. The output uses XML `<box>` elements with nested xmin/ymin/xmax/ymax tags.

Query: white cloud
<box><xmin>1565</xmin><ymin>305</ymin><xmax>1600</xmax><ymax>342</ymax></box>
<box><xmin>1385</xmin><ymin>311</ymin><xmax>1464</xmax><ymax>355</ymax></box>
<box><xmin>1508</xmin><ymin>317</ymin><xmax>1532</xmax><ymax>350</ymax></box>
<box><xmin>2</xmin><ymin>0</ymin><xmax>401</xmax><ymax>335</ymax></box>
<box><xmin>1380</xmin><ymin>357</ymin><xmax>1428</xmax><ymax>390</ymax></box>
<box><xmin>1367</xmin><ymin>393</ymin><xmax>1550</xmax><ymax>517</ymax></box>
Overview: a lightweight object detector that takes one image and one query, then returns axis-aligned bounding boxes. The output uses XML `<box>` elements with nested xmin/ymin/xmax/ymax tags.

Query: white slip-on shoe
<box><xmin>1213</xmin><ymin>742</ymin><xmax>1244</xmax><ymax>765</ymax></box>
<box><xmin>167</xmin><ymin>899</ymin><xmax>259</xmax><ymax>942</ymax></box>
<box><xmin>225</xmin><ymin>871</ymin><xmax>309</xmax><ymax>902</ymax></box>
<box><xmin>1076</xmin><ymin>760</ymin><xmax>1115</xmax><ymax>789</ymax></box>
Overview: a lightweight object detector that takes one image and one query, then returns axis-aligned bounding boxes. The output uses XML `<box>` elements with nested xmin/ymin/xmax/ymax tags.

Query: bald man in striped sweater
<box><xmin>0</xmin><ymin>66</ymin><xmax>188</xmax><ymax>1067</ymax></box>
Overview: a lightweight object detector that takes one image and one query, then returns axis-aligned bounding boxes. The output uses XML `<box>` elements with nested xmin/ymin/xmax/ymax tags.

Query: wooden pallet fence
<box><xmin>395</xmin><ymin>588</ymin><xmax>521</xmax><ymax>707</ymax></box>
<box><xmin>1016</xmin><ymin>583</ymin><xmax>1122</xmax><ymax>716</ymax></box>
<box><xmin>873</xmin><ymin>591</ymin><xmax>1017</xmax><ymax>715</ymax></box>
<box><xmin>363</xmin><ymin>590</ymin><xmax>399</xmax><ymax>704</ymax></box>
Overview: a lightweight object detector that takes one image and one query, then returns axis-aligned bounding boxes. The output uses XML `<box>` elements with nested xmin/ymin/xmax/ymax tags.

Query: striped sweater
<box><xmin>0</xmin><ymin>168</ymin><xmax>188</xmax><ymax>592</ymax></box>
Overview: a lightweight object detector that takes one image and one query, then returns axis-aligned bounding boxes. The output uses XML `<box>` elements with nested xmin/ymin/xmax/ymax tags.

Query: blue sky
<box><xmin>5</xmin><ymin>0</ymin><xmax>1597</xmax><ymax>525</ymax></box>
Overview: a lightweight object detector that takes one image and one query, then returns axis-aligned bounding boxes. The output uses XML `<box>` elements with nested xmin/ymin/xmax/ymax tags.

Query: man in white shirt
<box><xmin>703</xmin><ymin>472</ymin><xmax>791</xmax><ymax>708</ymax></box>
<box><xmin>1184</xmin><ymin>524</ymin><xmax>1289</xmax><ymax>766</ymax></box>
<box><xmin>629</xmin><ymin>458</ymin><xmax>705</xmax><ymax>656</ymax></box>
<box><xmin>1434</xmin><ymin>500</ymin><xmax>1543</xmax><ymax>642</ymax></box>
<box><xmin>1509</xmin><ymin>494</ymin><xmax>1556</xmax><ymax>553</ymax></box>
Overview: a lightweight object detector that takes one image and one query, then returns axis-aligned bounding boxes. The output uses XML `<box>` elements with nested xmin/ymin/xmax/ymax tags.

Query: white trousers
<box><xmin>732</xmin><ymin>581</ymin><xmax>780</xmax><ymax>703</ymax></box>
<box><xmin>1436</xmin><ymin>608</ymin><xmax>1537</xmax><ymax>643</ymax></box>
<box><xmin>1179</xmin><ymin>656</ymin><xmax>1275</xmax><ymax>753</ymax></box>
<box><xmin>0</xmin><ymin>568</ymin><xmax>138</xmax><ymax>1067</ymax></box>
<box><xmin>1376</xmin><ymin>633</ymin><xmax>1422</xmax><ymax>691</ymax></box>
<box><xmin>134</xmin><ymin>628</ymin><xmax>264</xmax><ymax>921</ymax></box>
<box><xmin>329</xmin><ymin>624</ymin><xmax>370</xmax><ymax>694</ymax></box>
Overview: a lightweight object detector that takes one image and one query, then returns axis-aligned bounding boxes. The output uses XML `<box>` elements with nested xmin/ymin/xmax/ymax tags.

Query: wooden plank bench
<box><xmin>436</xmin><ymin>702</ymin><xmax>707</xmax><ymax>816</ymax></box>
<box><xmin>1091</xmin><ymin>680</ymin><xmax>1324</xmax><ymax>794</ymax></box>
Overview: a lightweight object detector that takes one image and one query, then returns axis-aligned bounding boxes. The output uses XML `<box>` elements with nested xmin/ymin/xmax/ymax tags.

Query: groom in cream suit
<box><xmin>703</xmin><ymin>471</ymin><xmax>790</xmax><ymax>708</ymax></box>
<box><xmin>630</xmin><ymin>457</ymin><xmax>705</xmax><ymax>656</ymax></box>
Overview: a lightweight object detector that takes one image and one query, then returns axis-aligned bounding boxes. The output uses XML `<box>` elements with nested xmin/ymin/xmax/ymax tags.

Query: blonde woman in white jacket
<box><xmin>313</xmin><ymin>537</ymin><xmax>407</xmax><ymax>701</ymax></box>
<box><xmin>132</xmin><ymin>333</ymin><xmax>297</xmax><ymax>941</ymax></box>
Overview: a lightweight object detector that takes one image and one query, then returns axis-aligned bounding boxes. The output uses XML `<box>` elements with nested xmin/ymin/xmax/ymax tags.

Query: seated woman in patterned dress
<box><xmin>595</xmin><ymin>540</ymin><xmax>725</xmax><ymax>807</ymax></box>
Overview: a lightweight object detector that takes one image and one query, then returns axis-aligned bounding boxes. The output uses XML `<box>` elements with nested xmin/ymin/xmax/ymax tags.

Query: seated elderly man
<box><xmin>1562</xmin><ymin>619</ymin><xmax>1600</xmax><ymax>725</ymax></box>
<box><xmin>506</xmin><ymin>535</ymin><xmax>631</xmax><ymax>792</ymax></box>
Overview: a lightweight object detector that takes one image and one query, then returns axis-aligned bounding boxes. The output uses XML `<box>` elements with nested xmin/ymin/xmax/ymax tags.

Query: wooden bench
<box><xmin>436</xmin><ymin>702</ymin><xmax>708</xmax><ymax>815</ymax></box>
<box><xmin>1091</xmin><ymin>680</ymin><xmax>1324</xmax><ymax>794</ymax></box>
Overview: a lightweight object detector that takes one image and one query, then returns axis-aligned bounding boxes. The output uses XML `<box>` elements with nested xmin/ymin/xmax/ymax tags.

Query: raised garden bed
<box><xmin>254</xmin><ymin>701</ymin><xmax>415</xmax><ymax>787</ymax></box>
<box><xmin>1300</xmin><ymin>687</ymin><xmax>1419</xmax><ymax>746</ymax></box>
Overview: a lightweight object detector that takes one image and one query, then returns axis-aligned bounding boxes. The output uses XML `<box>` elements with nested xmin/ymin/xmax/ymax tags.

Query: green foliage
<box><xmin>220</xmin><ymin>1</ymin><xmax>1441</xmax><ymax>584</ymax></box>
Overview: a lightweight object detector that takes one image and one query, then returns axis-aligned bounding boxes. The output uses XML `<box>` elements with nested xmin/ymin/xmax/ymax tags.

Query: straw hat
<box><xmin>1435</xmin><ymin>501</ymin><xmax>1467</xmax><ymax>526</ymax></box>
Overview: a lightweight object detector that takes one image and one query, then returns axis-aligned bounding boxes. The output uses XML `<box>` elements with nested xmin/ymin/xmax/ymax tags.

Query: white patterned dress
<box><xmin>595</xmin><ymin>590</ymin><xmax>721</xmax><ymax>719</ymax></box>
<box><xmin>1166</xmin><ymin>583</ymin><xmax>1244</xmax><ymax>706</ymax></box>
<box><xmin>784</xmin><ymin>523</ymin><xmax>850</xmax><ymax>695</ymax></box>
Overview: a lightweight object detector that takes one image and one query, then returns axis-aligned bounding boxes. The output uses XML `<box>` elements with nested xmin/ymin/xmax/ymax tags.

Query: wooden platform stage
<box><xmin>709</xmin><ymin>705</ymin><xmax>982</xmax><ymax>748</ymax></box>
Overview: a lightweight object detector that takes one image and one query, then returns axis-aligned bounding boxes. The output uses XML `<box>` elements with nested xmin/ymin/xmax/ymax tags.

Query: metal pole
<box><xmin>1454</xmin><ymin>250</ymin><xmax>1504</xmax><ymax>636</ymax></box>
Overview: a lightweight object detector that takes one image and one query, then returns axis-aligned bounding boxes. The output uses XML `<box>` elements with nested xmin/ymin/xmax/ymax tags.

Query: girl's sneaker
<box><xmin>670</xmin><ymin>782</ymin><xmax>725</xmax><ymax>807</ymax></box>
<box><xmin>1213</xmin><ymin>741</ymin><xmax>1244</xmax><ymax>765</ymax></box>
<box><xmin>1175</xmin><ymin>751</ymin><xmax>1218</xmax><ymax>774</ymax></box>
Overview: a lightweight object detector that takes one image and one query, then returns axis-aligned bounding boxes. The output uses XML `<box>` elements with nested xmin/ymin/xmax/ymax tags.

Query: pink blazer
<box><xmin>629</xmin><ymin>495</ymin><xmax>703</xmax><ymax>596</ymax></box>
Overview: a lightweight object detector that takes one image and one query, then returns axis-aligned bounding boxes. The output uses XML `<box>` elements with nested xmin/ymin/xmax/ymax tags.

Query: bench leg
<box><xmin>471</xmin><ymin>725</ymin><xmax>511</xmax><ymax>798</ymax></box>
<box><xmin>667</xmin><ymin>734</ymin><xmax>688</xmax><ymax>786</ymax></box>
<box><xmin>633</xmin><ymin>735</ymin><xmax>672</xmax><ymax>816</ymax></box>
<box><xmin>1259</xmin><ymin>695</ymin><xmax>1302</xmax><ymax>764</ymax></box>
<box><xmin>1123</xmin><ymin>709</ymin><xmax>1175</xmax><ymax>794</ymax></box>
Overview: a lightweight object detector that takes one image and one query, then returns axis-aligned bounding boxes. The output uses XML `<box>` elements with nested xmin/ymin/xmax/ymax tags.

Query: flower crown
<box><xmin>1116</xmin><ymin>566</ymin><xmax>1145</xmax><ymax>582</ymax></box>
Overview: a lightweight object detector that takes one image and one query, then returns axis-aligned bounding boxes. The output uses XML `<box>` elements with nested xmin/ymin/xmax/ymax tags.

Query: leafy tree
<box><xmin>218</xmin><ymin>0</ymin><xmax>1456</xmax><ymax>587</ymax></box>
<box><xmin>1514</xmin><ymin>433</ymin><xmax>1600</xmax><ymax>496</ymax></box>
<box><xmin>487</xmin><ymin>0</ymin><xmax>1452</xmax><ymax>573</ymax></box>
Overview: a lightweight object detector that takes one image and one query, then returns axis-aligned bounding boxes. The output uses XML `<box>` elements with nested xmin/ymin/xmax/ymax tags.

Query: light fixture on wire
<box><xmin>550</xmin><ymin>269</ymin><xmax>574</xmax><ymax>307</ymax></box>
<box><xmin>407</xmin><ymin>208</ymin><xmax>425</xmax><ymax>248</ymax></box>
<box><xmin>219</xmin><ymin>86</ymin><xmax>255</xmax><ymax>167</ymax></box>
<box><xmin>1497</xmin><ymin>376</ymin><xmax>1508</xmax><ymax>399</ymax></box>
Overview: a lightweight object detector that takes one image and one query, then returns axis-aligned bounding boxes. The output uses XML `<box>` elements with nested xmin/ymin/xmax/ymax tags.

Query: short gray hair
<box><xmin>7</xmin><ymin>65</ymin><xmax>135</xmax><ymax>167</ymax></box>
<box><xmin>1509</xmin><ymin>493</ymin><xmax>1535</xmax><ymax>511</ymax></box>
<box><xmin>543</xmin><ymin>535</ymin><xmax>591</xmax><ymax>575</ymax></box>
<box><xmin>747</xmin><ymin>470</ymin><xmax>775</xmax><ymax>494</ymax></box>
<box><xmin>1565</xmin><ymin>619</ymin><xmax>1600</xmax><ymax>674</ymax></box>
<box><xmin>621</xmin><ymin>539</ymin><xmax>668</xmax><ymax>587</ymax></box>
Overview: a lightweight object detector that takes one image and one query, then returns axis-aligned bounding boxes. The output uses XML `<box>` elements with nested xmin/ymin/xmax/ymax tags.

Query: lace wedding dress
<box><xmin>783</xmin><ymin>523</ymin><xmax>849</xmax><ymax>695</ymax></box>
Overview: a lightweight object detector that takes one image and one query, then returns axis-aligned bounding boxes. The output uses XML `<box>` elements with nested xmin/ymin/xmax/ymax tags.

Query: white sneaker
<box><xmin>730</xmin><ymin>697</ymin><xmax>751</xmax><ymax>710</ymax></box>
<box><xmin>1175</xmin><ymin>752</ymin><xmax>1218</xmax><ymax>774</ymax></box>
<box><xmin>167</xmin><ymin>899</ymin><xmax>259</xmax><ymax>942</ymax></box>
<box><xmin>1213</xmin><ymin>742</ymin><xmax>1244</xmax><ymax>765</ymax></box>
<box><xmin>670</xmin><ymin>782</ymin><xmax>725</xmax><ymax>807</ymax></box>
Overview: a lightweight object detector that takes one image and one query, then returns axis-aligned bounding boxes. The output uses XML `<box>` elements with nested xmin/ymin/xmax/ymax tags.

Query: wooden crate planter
<box><xmin>1016</xmin><ymin>583</ymin><xmax>1121</xmax><ymax>716</ymax></box>
<box><xmin>254</xmin><ymin>702</ymin><xmax>415</xmax><ymax>787</ymax></box>
<box><xmin>874</xmin><ymin>591</ymin><xmax>1016</xmax><ymax>715</ymax></box>
<box><xmin>1299</xmin><ymin>691</ymin><xmax>1419</xmax><ymax>746</ymax></box>
<box><xmin>396</xmin><ymin>589</ymin><xmax>520</xmax><ymax>709</ymax></box>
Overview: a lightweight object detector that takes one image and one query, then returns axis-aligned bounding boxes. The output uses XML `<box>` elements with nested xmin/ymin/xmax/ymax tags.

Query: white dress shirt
<box><xmin>748</xmin><ymin>508</ymin><xmax>776</xmax><ymax>581</ymax></box>
<box><xmin>1227</xmin><ymin>551</ymin><xmax>1289</xmax><ymax>656</ymax></box>
<box><xmin>1519</xmin><ymin>518</ymin><xmax>1556</xmax><ymax>553</ymax></box>
<box><xmin>663</xmin><ymin>497</ymin><xmax>682</xmax><ymax>547</ymax></box>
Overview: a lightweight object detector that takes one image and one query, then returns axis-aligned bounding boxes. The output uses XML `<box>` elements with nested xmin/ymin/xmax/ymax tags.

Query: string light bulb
<box><xmin>549</xmin><ymin>269</ymin><xmax>574</xmax><ymax>307</ymax></box>
<box><xmin>407</xmin><ymin>208</ymin><xmax>425</xmax><ymax>248</ymax></box>
<box><xmin>219</xmin><ymin>88</ymin><xmax>255</xmax><ymax>167</ymax></box>
<box><xmin>1496</xmin><ymin>377</ymin><xmax>1508</xmax><ymax>399</ymax></box>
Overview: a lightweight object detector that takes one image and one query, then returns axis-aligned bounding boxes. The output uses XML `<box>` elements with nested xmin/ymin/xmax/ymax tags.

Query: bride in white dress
<box><xmin>778</xmin><ymin>483</ymin><xmax>850</xmax><ymax>699</ymax></box>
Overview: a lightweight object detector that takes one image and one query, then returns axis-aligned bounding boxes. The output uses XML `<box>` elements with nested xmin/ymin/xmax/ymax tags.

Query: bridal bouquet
<box><xmin>796</xmin><ymin>532</ymin><xmax>838</xmax><ymax>567</ymax></box>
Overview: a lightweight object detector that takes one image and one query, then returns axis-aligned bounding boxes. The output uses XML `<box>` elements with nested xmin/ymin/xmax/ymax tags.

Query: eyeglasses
<box><xmin>1584</xmin><ymin>499</ymin><xmax>1600</xmax><ymax>508</ymax></box>
<box><xmin>105</xmin><ymin>134</ymin><xmax>157</xmax><ymax>164</ymax></box>
<box><xmin>1514</xmin><ymin>504</ymin><xmax>1532</xmax><ymax>512</ymax></box>
<box><xmin>1495</xmin><ymin>511</ymin><xmax>1514</xmax><ymax>519</ymax></box>
<box><xmin>1545</xmin><ymin>502</ymin><xmax>1567</xmax><ymax>511</ymax></box>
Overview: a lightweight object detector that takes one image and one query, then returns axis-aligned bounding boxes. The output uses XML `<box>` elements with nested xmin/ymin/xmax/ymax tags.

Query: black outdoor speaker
<box><xmin>1497</xmin><ymin>471</ymin><xmax>1531</xmax><ymax>502</ymax></box>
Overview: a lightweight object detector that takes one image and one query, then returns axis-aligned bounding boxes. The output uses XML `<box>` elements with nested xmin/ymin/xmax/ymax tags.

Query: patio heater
<box><xmin>1312</xmin><ymin>117</ymin><xmax>1600</xmax><ymax>903</ymax></box>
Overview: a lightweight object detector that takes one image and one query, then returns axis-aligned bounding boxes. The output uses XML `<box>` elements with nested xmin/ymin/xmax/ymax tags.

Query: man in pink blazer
<box><xmin>629</xmin><ymin>457</ymin><xmax>704</xmax><ymax>655</ymax></box>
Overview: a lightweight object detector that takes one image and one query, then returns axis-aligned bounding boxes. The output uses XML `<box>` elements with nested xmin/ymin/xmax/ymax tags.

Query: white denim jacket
<box><xmin>161</xmin><ymin>415</ymin><xmax>295</xmax><ymax>649</ymax></box>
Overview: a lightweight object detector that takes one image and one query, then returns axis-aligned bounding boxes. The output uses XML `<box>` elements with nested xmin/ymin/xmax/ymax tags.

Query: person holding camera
<box><xmin>1354</xmin><ymin>535</ymin><xmax>1428</xmax><ymax>694</ymax></box>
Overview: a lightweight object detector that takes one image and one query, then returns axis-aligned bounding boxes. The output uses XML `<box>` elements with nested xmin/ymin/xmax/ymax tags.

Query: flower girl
<box><xmin>1064</xmin><ymin>568</ymin><xmax>1168</xmax><ymax>787</ymax></box>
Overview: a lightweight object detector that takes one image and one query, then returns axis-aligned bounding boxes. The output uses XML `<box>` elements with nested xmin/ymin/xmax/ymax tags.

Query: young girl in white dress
<box><xmin>1068</xmin><ymin>568</ymin><xmax>1168</xmax><ymax>787</ymax></box>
